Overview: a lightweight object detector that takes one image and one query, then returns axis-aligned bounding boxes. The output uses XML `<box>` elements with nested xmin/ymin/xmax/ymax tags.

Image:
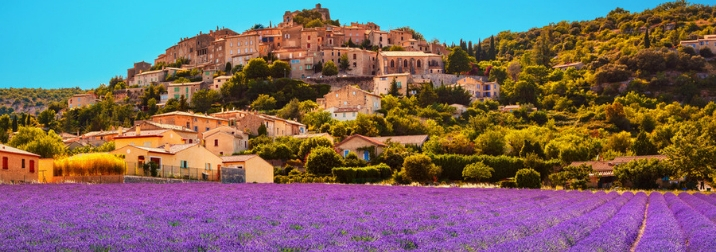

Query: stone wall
<box><xmin>304</xmin><ymin>76</ymin><xmax>374</xmax><ymax>92</ymax></box>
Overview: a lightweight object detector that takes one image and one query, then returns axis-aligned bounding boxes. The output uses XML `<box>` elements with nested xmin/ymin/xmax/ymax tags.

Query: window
<box><xmin>186</xmin><ymin>122</ymin><xmax>190</xmax><ymax>128</ymax></box>
<box><xmin>397</xmin><ymin>82</ymin><xmax>402</xmax><ymax>88</ymax></box>
<box><xmin>214</xmin><ymin>139</ymin><xmax>218</xmax><ymax>147</ymax></box>
<box><xmin>21</xmin><ymin>159</ymin><xmax>25</xmax><ymax>168</ymax></box>
<box><xmin>180</xmin><ymin>160</ymin><xmax>188</xmax><ymax>168</ymax></box>
<box><xmin>363</xmin><ymin>151</ymin><xmax>370</xmax><ymax>161</ymax></box>
<box><xmin>29</xmin><ymin>160</ymin><xmax>34</xmax><ymax>173</ymax></box>
<box><xmin>403</xmin><ymin>60</ymin><xmax>408</xmax><ymax>67</ymax></box>
<box><xmin>390</xmin><ymin>60</ymin><xmax>395</xmax><ymax>68</ymax></box>
<box><xmin>206</xmin><ymin>163</ymin><xmax>211</xmax><ymax>170</ymax></box>
<box><xmin>353</xmin><ymin>54</ymin><xmax>356</xmax><ymax>60</ymax></box>
<box><xmin>307</xmin><ymin>43</ymin><xmax>310</xmax><ymax>49</ymax></box>
<box><xmin>343</xmin><ymin>150</ymin><xmax>349</xmax><ymax>157</ymax></box>
<box><xmin>194</xmin><ymin>126</ymin><xmax>198</xmax><ymax>132</ymax></box>
<box><xmin>2</xmin><ymin>157</ymin><xmax>6</xmax><ymax>169</ymax></box>
<box><xmin>308</xmin><ymin>35</ymin><xmax>311</xmax><ymax>40</ymax></box>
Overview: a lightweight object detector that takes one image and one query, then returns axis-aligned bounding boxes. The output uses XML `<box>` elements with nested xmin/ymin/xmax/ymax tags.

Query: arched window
<box><xmin>403</xmin><ymin>60</ymin><xmax>408</xmax><ymax>67</ymax></box>
<box><xmin>417</xmin><ymin>60</ymin><xmax>422</xmax><ymax>68</ymax></box>
<box><xmin>390</xmin><ymin>60</ymin><xmax>395</xmax><ymax>68</ymax></box>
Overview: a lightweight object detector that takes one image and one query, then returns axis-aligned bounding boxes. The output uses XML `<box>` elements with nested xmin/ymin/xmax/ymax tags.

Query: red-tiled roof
<box><xmin>336</xmin><ymin>134</ymin><xmax>386</xmax><ymax>148</ymax></box>
<box><xmin>0</xmin><ymin>144</ymin><xmax>40</xmax><ymax>157</ymax></box>
<box><xmin>115</xmin><ymin>130</ymin><xmax>168</xmax><ymax>139</ymax></box>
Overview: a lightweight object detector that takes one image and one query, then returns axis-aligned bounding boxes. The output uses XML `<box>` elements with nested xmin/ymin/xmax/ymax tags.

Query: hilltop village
<box><xmin>2</xmin><ymin>2</ymin><xmax>716</xmax><ymax>190</ymax></box>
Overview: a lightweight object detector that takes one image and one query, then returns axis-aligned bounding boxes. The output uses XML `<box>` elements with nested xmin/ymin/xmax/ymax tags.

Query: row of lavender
<box><xmin>0</xmin><ymin>184</ymin><xmax>715</xmax><ymax>251</ymax></box>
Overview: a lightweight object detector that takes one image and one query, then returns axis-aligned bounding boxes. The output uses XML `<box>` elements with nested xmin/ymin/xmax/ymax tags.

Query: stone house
<box><xmin>453</xmin><ymin>76</ymin><xmax>500</xmax><ymax>101</ymax></box>
<box><xmin>167</xmin><ymin>82</ymin><xmax>202</xmax><ymax>101</ymax></box>
<box><xmin>114</xmin><ymin>126</ymin><xmax>198</xmax><ymax>149</ymax></box>
<box><xmin>68</xmin><ymin>94</ymin><xmax>97</xmax><ymax>109</ymax></box>
<box><xmin>680</xmin><ymin>35</ymin><xmax>716</xmax><ymax>53</ymax></box>
<box><xmin>377</xmin><ymin>51</ymin><xmax>444</xmax><ymax>75</ymax></box>
<box><xmin>150</xmin><ymin>111</ymin><xmax>228</xmax><ymax>137</ymax></box>
<box><xmin>317</xmin><ymin>85</ymin><xmax>381</xmax><ymax>118</ymax></box>
<box><xmin>210</xmin><ymin>110</ymin><xmax>306</xmax><ymax>137</ymax></box>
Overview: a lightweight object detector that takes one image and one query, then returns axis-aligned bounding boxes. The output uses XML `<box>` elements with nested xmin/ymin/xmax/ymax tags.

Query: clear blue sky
<box><xmin>1</xmin><ymin>0</ymin><xmax>714</xmax><ymax>90</ymax></box>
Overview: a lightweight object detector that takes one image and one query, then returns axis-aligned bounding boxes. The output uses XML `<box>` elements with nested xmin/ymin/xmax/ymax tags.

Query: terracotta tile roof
<box><xmin>139</xmin><ymin>121</ymin><xmax>195</xmax><ymax>132</ymax></box>
<box><xmin>116</xmin><ymin>129</ymin><xmax>168</xmax><ymax>138</ymax></box>
<box><xmin>334</xmin><ymin>107</ymin><xmax>360</xmax><ymax>113</ymax></box>
<box><xmin>151</xmin><ymin>111</ymin><xmax>228</xmax><ymax>121</ymax></box>
<box><xmin>221</xmin><ymin>155</ymin><xmax>257</xmax><ymax>162</ymax></box>
<box><xmin>336</xmin><ymin>134</ymin><xmax>386</xmax><ymax>148</ymax></box>
<box><xmin>372</xmin><ymin>135</ymin><xmax>429</xmax><ymax>146</ymax></box>
<box><xmin>0</xmin><ymin>144</ymin><xmax>40</xmax><ymax>157</ymax></box>
<box><xmin>82</xmin><ymin>130</ymin><xmax>119</xmax><ymax>137</ymax></box>
<box><xmin>134</xmin><ymin>143</ymin><xmax>197</xmax><ymax>154</ymax></box>
<box><xmin>611</xmin><ymin>155</ymin><xmax>667</xmax><ymax>164</ymax></box>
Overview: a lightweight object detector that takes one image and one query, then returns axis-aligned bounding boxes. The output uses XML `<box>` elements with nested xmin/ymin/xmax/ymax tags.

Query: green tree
<box><xmin>38</xmin><ymin>109</ymin><xmax>56</xmax><ymax>129</ymax></box>
<box><xmin>662</xmin><ymin>123</ymin><xmax>716</xmax><ymax>184</ymax></box>
<box><xmin>488</xmin><ymin>35</ymin><xmax>496</xmax><ymax>60</ymax></box>
<box><xmin>190</xmin><ymin>89</ymin><xmax>220</xmax><ymax>113</ymax></box>
<box><xmin>225</xmin><ymin>62</ymin><xmax>232</xmax><ymax>73</ymax></box>
<box><xmin>269</xmin><ymin>60</ymin><xmax>291</xmax><ymax>79</ymax></box>
<box><xmin>257</xmin><ymin>124</ymin><xmax>268</xmax><ymax>136</ymax></box>
<box><xmin>475</xmin><ymin>130</ymin><xmax>506</xmax><ymax>156</ymax></box>
<box><xmin>339</xmin><ymin>54</ymin><xmax>351</xmax><ymax>73</ymax></box>
<box><xmin>446</xmin><ymin>47</ymin><xmax>471</xmax><ymax>75</ymax></box>
<box><xmin>516</xmin><ymin>168</ymin><xmax>542</xmax><ymax>189</ymax></box>
<box><xmin>614</xmin><ymin>159</ymin><xmax>673</xmax><ymax>189</ymax></box>
<box><xmin>549</xmin><ymin>164</ymin><xmax>593</xmax><ymax>189</ymax></box>
<box><xmin>8</xmin><ymin>127</ymin><xmax>66</xmax><ymax>158</ymax></box>
<box><xmin>644</xmin><ymin>28</ymin><xmax>650</xmax><ymax>48</ymax></box>
<box><xmin>402</xmin><ymin>154</ymin><xmax>441</xmax><ymax>184</ymax></box>
<box><xmin>417</xmin><ymin>82</ymin><xmax>438</xmax><ymax>107</ymax></box>
<box><xmin>322</xmin><ymin>61</ymin><xmax>338</xmax><ymax>76</ymax></box>
<box><xmin>243</xmin><ymin>58</ymin><xmax>270</xmax><ymax>79</ymax></box>
<box><xmin>462</xmin><ymin>162</ymin><xmax>494</xmax><ymax>182</ymax></box>
<box><xmin>388</xmin><ymin>77</ymin><xmax>400</xmax><ymax>96</ymax></box>
<box><xmin>378</xmin><ymin>142</ymin><xmax>413</xmax><ymax>171</ymax></box>
<box><xmin>251</xmin><ymin>94</ymin><xmax>277</xmax><ymax>111</ymax></box>
<box><xmin>297</xmin><ymin>137</ymin><xmax>333</xmax><ymax>161</ymax></box>
<box><xmin>631</xmin><ymin>131</ymin><xmax>658</xmax><ymax>155</ymax></box>
<box><xmin>305</xmin><ymin>146</ymin><xmax>343</xmax><ymax>175</ymax></box>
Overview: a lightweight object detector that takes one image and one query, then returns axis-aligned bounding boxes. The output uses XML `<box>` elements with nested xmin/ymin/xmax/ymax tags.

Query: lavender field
<box><xmin>1</xmin><ymin>184</ymin><xmax>715</xmax><ymax>251</ymax></box>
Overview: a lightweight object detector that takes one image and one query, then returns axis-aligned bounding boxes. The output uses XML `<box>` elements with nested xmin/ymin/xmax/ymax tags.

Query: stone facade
<box><xmin>680</xmin><ymin>35</ymin><xmax>716</xmax><ymax>53</ymax></box>
<box><xmin>453</xmin><ymin>76</ymin><xmax>500</xmax><ymax>101</ymax></box>
<box><xmin>377</xmin><ymin>51</ymin><xmax>443</xmax><ymax>75</ymax></box>
<box><xmin>150</xmin><ymin>111</ymin><xmax>228</xmax><ymax>137</ymax></box>
<box><xmin>68</xmin><ymin>94</ymin><xmax>97</xmax><ymax>109</ymax></box>
<box><xmin>203</xmin><ymin>126</ymin><xmax>248</xmax><ymax>156</ymax></box>
<box><xmin>317</xmin><ymin>85</ymin><xmax>381</xmax><ymax>115</ymax></box>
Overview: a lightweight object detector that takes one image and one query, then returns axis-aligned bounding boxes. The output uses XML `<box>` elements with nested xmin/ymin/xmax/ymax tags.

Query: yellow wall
<box><xmin>336</xmin><ymin>137</ymin><xmax>384</xmax><ymax>160</ymax></box>
<box><xmin>38</xmin><ymin>158</ymin><xmax>55</xmax><ymax>183</ymax></box>
<box><xmin>114</xmin><ymin>130</ymin><xmax>188</xmax><ymax>149</ymax></box>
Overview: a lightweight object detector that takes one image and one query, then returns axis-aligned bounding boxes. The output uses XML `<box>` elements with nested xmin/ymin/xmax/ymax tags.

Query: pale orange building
<box><xmin>68</xmin><ymin>94</ymin><xmax>97</xmax><ymax>109</ymax></box>
<box><xmin>453</xmin><ymin>76</ymin><xmax>500</xmax><ymax>101</ymax></box>
<box><xmin>377</xmin><ymin>51</ymin><xmax>444</xmax><ymax>75</ymax></box>
<box><xmin>203</xmin><ymin>126</ymin><xmax>249</xmax><ymax>156</ymax></box>
<box><xmin>373</xmin><ymin>73</ymin><xmax>410</xmax><ymax>95</ymax></box>
<box><xmin>0</xmin><ymin>144</ymin><xmax>41</xmax><ymax>183</ymax></box>
<box><xmin>114</xmin><ymin>127</ymin><xmax>198</xmax><ymax>149</ymax></box>
<box><xmin>210</xmin><ymin>110</ymin><xmax>306</xmax><ymax>137</ymax></box>
<box><xmin>335</xmin><ymin>134</ymin><xmax>429</xmax><ymax>161</ymax></box>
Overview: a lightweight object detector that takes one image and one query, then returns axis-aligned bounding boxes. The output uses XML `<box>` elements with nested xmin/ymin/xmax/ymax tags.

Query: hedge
<box><xmin>430</xmin><ymin>154</ymin><xmax>523</xmax><ymax>182</ymax></box>
<box><xmin>430</xmin><ymin>154</ymin><xmax>560</xmax><ymax>182</ymax></box>
<box><xmin>332</xmin><ymin>163</ymin><xmax>392</xmax><ymax>183</ymax></box>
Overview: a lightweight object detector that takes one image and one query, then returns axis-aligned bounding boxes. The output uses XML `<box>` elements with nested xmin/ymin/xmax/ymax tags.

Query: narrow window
<box><xmin>214</xmin><ymin>139</ymin><xmax>218</xmax><ymax>147</ymax></box>
<box><xmin>29</xmin><ymin>160</ymin><xmax>35</xmax><ymax>173</ymax></box>
<box><xmin>2</xmin><ymin>157</ymin><xmax>8</xmax><ymax>169</ymax></box>
<box><xmin>21</xmin><ymin>159</ymin><xmax>25</xmax><ymax>168</ymax></box>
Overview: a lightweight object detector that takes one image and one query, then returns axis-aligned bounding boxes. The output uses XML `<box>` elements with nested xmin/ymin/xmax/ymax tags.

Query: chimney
<box><xmin>118</xmin><ymin>127</ymin><xmax>123</xmax><ymax>136</ymax></box>
<box><xmin>164</xmin><ymin>144</ymin><xmax>171</xmax><ymax>152</ymax></box>
<box><xmin>135</xmin><ymin>126</ymin><xmax>141</xmax><ymax>136</ymax></box>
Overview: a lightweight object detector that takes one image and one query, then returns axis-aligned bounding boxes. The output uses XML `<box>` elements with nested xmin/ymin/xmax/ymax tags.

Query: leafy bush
<box><xmin>402</xmin><ymin>154</ymin><xmax>441</xmax><ymax>184</ymax></box>
<box><xmin>274</xmin><ymin>170</ymin><xmax>335</xmax><ymax>184</ymax></box>
<box><xmin>462</xmin><ymin>162</ymin><xmax>494</xmax><ymax>182</ymax></box>
<box><xmin>305</xmin><ymin>146</ymin><xmax>343</xmax><ymax>175</ymax></box>
<box><xmin>613</xmin><ymin>159</ymin><xmax>673</xmax><ymax>189</ymax></box>
<box><xmin>515</xmin><ymin>168</ymin><xmax>541</xmax><ymax>189</ymax></box>
<box><xmin>53</xmin><ymin>153</ymin><xmax>125</xmax><ymax>176</ymax></box>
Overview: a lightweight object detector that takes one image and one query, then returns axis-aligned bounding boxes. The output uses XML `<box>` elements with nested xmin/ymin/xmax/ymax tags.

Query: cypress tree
<box><xmin>489</xmin><ymin>36</ymin><xmax>496</xmax><ymax>60</ymax></box>
<box><xmin>476</xmin><ymin>40</ymin><xmax>482</xmax><ymax>62</ymax></box>
<box><xmin>644</xmin><ymin>28</ymin><xmax>650</xmax><ymax>48</ymax></box>
<box><xmin>11</xmin><ymin>115</ymin><xmax>17</xmax><ymax>132</ymax></box>
<box><xmin>467</xmin><ymin>41</ymin><xmax>474</xmax><ymax>56</ymax></box>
